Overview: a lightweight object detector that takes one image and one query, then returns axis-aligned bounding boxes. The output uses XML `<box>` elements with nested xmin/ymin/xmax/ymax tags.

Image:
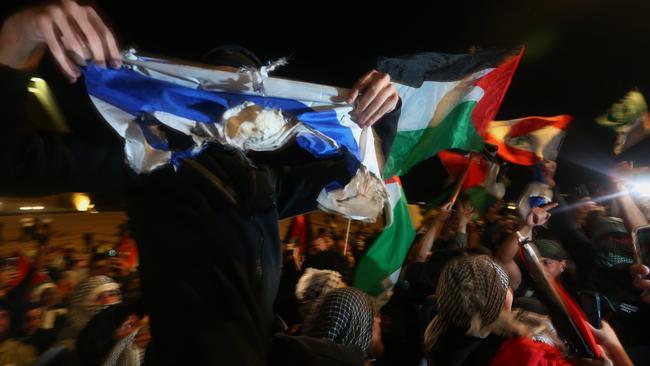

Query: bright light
<box><xmin>27</xmin><ymin>77</ymin><xmax>69</xmax><ymax>133</ymax></box>
<box><xmin>19</xmin><ymin>206</ymin><xmax>44</xmax><ymax>211</ymax></box>
<box><xmin>631</xmin><ymin>178</ymin><xmax>650</xmax><ymax>197</ymax></box>
<box><xmin>72</xmin><ymin>193</ymin><xmax>92</xmax><ymax>212</ymax></box>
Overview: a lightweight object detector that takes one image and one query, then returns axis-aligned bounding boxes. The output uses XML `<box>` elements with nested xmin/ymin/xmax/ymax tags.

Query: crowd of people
<box><xmin>273</xmin><ymin>162</ymin><xmax>650</xmax><ymax>365</ymax></box>
<box><xmin>0</xmin><ymin>229</ymin><xmax>148</xmax><ymax>365</ymax></box>
<box><xmin>1</xmin><ymin>163</ymin><xmax>648</xmax><ymax>366</ymax></box>
<box><xmin>0</xmin><ymin>0</ymin><xmax>649</xmax><ymax>365</ymax></box>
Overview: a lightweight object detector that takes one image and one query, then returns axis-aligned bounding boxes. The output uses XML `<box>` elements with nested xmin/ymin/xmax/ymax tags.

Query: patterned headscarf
<box><xmin>302</xmin><ymin>287</ymin><xmax>374</xmax><ymax>354</ymax></box>
<box><xmin>295</xmin><ymin>268</ymin><xmax>343</xmax><ymax>317</ymax></box>
<box><xmin>58</xmin><ymin>275</ymin><xmax>121</xmax><ymax>343</ymax></box>
<box><xmin>424</xmin><ymin>255</ymin><xmax>509</xmax><ymax>353</ymax></box>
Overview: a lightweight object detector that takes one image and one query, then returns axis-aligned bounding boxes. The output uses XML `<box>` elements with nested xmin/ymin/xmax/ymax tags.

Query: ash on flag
<box><xmin>354</xmin><ymin>177</ymin><xmax>415</xmax><ymax>296</ymax></box>
<box><xmin>84</xmin><ymin>50</ymin><xmax>387</xmax><ymax>222</ymax></box>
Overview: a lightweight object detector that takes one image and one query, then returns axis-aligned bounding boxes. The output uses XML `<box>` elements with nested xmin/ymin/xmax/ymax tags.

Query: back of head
<box><xmin>535</xmin><ymin>239</ymin><xmax>570</xmax><ymax>261</ymax></box>
<box><xmin>295</xmin><ymin>268</ymin><xmax>343</xmax><ymax>318</ymax></box>
<box><xmin>302</xmin><ymin>287</ymin><xmax>374</xmax><ymax>355</ymax></box>
<box><xmin>424</xmin><ymin>255</ymin><xmax>509</xmax><ymax>352</ymax></box>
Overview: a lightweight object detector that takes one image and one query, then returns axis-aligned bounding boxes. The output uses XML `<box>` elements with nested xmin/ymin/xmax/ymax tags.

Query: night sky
<box><xmin>4</xmin><ymin>0</ymin><xmax>650</xmax><ymax>204</ymax></box>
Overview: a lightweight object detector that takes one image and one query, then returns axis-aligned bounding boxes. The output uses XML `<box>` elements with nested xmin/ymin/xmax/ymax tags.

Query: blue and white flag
<box><xmin>84</xmin><ymin>50</ymin><xmax>387</xmax><ymax>221</ymax></box>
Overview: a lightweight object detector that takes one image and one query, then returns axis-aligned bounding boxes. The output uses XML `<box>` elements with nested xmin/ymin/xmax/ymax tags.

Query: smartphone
<box><xmin>632</xmin><ymin>225</ymin><xmax>650</xmax><ymax>268</ymax></box>
<box><xmin>579</xmin><ymin>291</ymin><xmax>602</xmax><ymax>329</ymax></box>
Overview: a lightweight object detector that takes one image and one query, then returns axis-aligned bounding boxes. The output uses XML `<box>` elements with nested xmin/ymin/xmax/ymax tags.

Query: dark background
<box><xmin>4</xmin><ymin>0</ymin><xmax>650</xmax><ymax>204</ymax></box>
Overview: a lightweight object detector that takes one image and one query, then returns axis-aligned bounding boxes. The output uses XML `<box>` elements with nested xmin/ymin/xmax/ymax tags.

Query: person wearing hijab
<box><xmin>424</xmin><ymin>255</ymin><xmax>633</xmax><ymax>366</ymax></box>
<box><xmin>302</xmin><ymin>287</ymin><xmax>382</xmax><ymax>359</ymax></box>
<box><xmin>76</xmin><ymin>301</ymin><xmax>145</xmax><ymax>366</ymax></box>
<box><xmin>295</xmin><ymin>268</ymin><xmax>344</xmax><ymax>320</ymax></box>
<box><xmin>56</xmin><ymin>275</ymin><xmax>121</xmax><ymax>350</ymax></box>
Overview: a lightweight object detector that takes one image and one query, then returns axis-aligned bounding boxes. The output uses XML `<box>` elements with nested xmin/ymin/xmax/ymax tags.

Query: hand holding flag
<box><xmin>0</xmin><ymin>0</ymin><xmax>121</xmax><ymax>82</ymax></box>
<box><xmin>347</xmin><ymin>70</ymin><xmax>399</xmax><ymax>128</ymax></box>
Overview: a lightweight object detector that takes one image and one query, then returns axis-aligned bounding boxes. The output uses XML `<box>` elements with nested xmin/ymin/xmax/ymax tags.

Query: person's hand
<box><xmin>589</xmin><ymin>321</ymin><xmax>621</xmax><ymax>350</ymax></box>
<box><xmin>115</xmin><ymin>314</ymin><xmax>141</xmax><ymax>339</ymax></box>
<box><xmin>347</xmin><ymin>70</ymin><xmax>399</xmax><ymax>128</ymax></box>
<box><xmin>588</xmin><ymin>321</ymin><xmax>633</xmax><ymax>366</ymax></box>
<box><xmin>0</xmin><ymin>0</ymin><xmax>121</xmax><ymax>82</ymax></box>
<box><xmin>525</xmin><ymin>203</ymin><xmax>558</xmax><ymax>227</ymax></box>
<box><xmin>630</xmin><ymin>263</ymin><xmax>650</xmax><ymax>304</ymax></box>
<box><xmin>134</xmin><ymin>316</ymin><xmax>151</xmax><ymax>350</ymax></box>
<box><xmin>433</xmin><ymin>202</ymin><xmax>453</xmax><ymax>226</ymax></box>
<box><xmin>456</xmin><ymin>201</ymin><xmax>475</xmax><ymax>225</ymax></box>
<box><xmin>573</xmin><ymin>197</ymin><xmax>603</xmax><ymax>227</ymax></box>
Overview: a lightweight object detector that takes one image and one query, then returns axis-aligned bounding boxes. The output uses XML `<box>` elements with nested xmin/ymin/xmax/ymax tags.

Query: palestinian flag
<box><xmin>438</xmin><ymin>150</ymin><xmax>491</xmax><ymax>191</ymax></box>
<box><xmin>436</xmin><ymin>150</ymin><xmax>505</xmax><ymax>214</ymax></box>
<box><xmin>354</xmin><ymin>176</ymin><xmax>416</xmax><ymax>296</ymax></box>
<box><xmin>485</xmin><ymin>115</ymin><xmax>572</xmax><ymax>165</ymax></box>
<box><xmin>380</xmin><ymin>48</ymin><xmax>523</xmax><ymax>178</ymax></box>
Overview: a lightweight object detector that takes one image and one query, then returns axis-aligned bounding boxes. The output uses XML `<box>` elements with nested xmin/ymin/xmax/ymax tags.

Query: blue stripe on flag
<box><xmin>83</xmin><ymin>65</ymin><xmax>360</xmax><ymax>166</ymax></box>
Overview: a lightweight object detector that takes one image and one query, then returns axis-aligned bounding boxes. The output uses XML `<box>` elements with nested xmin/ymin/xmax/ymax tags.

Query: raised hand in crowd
<box><xmin>609</xmin><ymin>161</ymin><xmax>650</xmax><ymax>231</ymax></box>
<box><xmin>409</xmin><ymin>202</ymin><xmax>453</xmax><ymax>263</ymax></box>
<box><xmin>630</xmin><ymin>263</ymin><xmax>650</xmax><ymax>304</ymax></box>
<box><xmin>0</xmin><ymin>0</ymin><xmax>121</xmax><ymax>82</ymax></box>
<box><xmin>456</xmin><ymin>200</ymin><xmax>475</xmax><ymax>235</ymax></box>
<box><xmin>497</xmin><ymin>202</ymin><xmax>558</xmax><ymax>289</ymax></box>
<box><xmin>525</xmin><ymin>202</ymin><xmax>559</xmax><ymax>228</ymax></box>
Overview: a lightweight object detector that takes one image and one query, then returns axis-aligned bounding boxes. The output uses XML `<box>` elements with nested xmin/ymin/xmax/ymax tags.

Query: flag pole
<box><xmin>448</xmin><ymin>153</ymin><xmax>474</xmax><ymax>206</ymax></box>
<box><xmin>343</xmin><ymin>218</ymin><xmax>352</xmax><ymax>254</ymax></box>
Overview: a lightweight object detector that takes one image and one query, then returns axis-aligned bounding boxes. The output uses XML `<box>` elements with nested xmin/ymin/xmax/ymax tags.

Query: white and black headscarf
<box><xmin>424</xmin><ymin>255</ymin><xmax>510</xmax><ymax>353</ymax></box>
<box><xmin>57</xmin><ymin>275</ymin><xmax>121</xmax><ymax>345</ymax></box>
<box><xmin>302</xmin><ymin>287</ymin><xmax>374</xmax><ymax>354</ymax></box>
<box><xmin>295</xmin><ymin>268</ymin><xmax>343</xmax><ymax>318</ymax></box>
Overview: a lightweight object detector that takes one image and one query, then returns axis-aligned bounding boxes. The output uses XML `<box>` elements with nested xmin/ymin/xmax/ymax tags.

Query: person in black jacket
<box><xmin>0</xmin><ymin>1</ymin><xmax>401</xmax><ymax>364</ymax></box>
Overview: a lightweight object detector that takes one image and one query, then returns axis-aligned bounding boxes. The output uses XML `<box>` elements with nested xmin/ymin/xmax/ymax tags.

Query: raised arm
<box><xmin>496</xmin><ymin>203</ymin><xmax>557</xmax><ymax>290</ymax></box>
<box><xmin>0</xmin><ymin>0</ymin><xmax>121</xmax><ymax>82</ymax></box>
<box><xmin>0</xmin><ymin>1</ymin><xmax>138</xmax><ymax>195</ymax></box>
<box><xmin>409</xmin><ymin>203</ymin><xmax>452</xmax><ymax>263</ymax></box>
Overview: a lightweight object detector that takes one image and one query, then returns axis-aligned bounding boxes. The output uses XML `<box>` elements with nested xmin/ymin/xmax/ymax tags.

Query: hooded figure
<box><xmin>302</xmin><ymin>287</ymin><xmax>374</xmax><ymax>355</ymax></box>
<box><xmin>57</xmin><ymin>276</ymin><xmax>121</xmax><ymax>348</ymax></box>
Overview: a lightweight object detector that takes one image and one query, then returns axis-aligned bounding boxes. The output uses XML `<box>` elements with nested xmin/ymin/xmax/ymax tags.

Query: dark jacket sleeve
<box><xmin>275</xmin><ymin>102</ymin><xmax>402</xmax><ymax>218</ymax></box>
<box><xmin>0</xmin><ymin>66</ymin><xmax>139</xmax><ymax>195</ymax></box>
